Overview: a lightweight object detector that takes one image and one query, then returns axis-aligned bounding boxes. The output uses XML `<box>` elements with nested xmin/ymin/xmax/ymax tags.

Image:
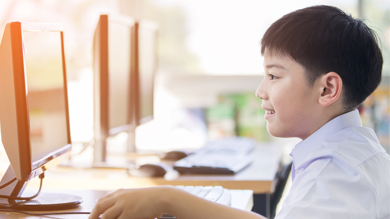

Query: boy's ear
<box><xmin>318</xmin><ymin>72</ymin><xmax>343</xmax><ymax>107</ymax></box>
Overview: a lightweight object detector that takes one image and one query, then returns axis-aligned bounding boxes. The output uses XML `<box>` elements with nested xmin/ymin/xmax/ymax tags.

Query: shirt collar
<box><xmin>290</xmin><ymin>109</ymin><xmax>362</xmax><ymax>170</ymax></box>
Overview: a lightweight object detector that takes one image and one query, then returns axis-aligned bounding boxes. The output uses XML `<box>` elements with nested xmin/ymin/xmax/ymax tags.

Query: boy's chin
<box><xmin>267</xmin><ymin>126</ymin><xmax>293</xmax><ymax>138</ymax></box>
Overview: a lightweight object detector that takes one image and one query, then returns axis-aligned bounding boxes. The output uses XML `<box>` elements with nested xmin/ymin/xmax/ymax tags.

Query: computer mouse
<box><xmin>128</xmin><ymin>163</ymin><xmax>167</xmax><ymax>177</ymax></box>
<box><xmin>162</xmin><ymin>150</ymin><xmax>188</xmax><ymax>161</ymax></box>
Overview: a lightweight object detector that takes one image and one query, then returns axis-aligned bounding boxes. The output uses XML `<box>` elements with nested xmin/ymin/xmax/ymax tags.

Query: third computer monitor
<box><xmin>135</xmin><ymin>20</ymin><xmax>158</xmax><ymax>125</ymax></box>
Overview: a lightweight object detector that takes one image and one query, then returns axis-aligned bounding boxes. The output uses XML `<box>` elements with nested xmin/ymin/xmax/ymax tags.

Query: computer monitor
<box><xmin>134</xmin><ymin>20</ymin><xmax>158</xmax><ymax>126</ymax></box>
<box><xmin>0</xmin><ymin>22</ymin><xmax>82</xmax><ymax>210</ymax></box>
<box><xmin>93</xmin><ymin>15</ymin><xmax>158</xmax><ymax>165</ymax></box>
<box><xmin>93</xmin><ymin>14</ymin><xmax>136</xmax><ymax>164</ymax></box>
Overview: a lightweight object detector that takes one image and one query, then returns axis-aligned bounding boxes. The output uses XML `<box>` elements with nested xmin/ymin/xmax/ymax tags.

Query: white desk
<box><xmin>0</xmin><ymin>188</ymin><xmax>253</xmax><ymax>219</ymax></box>
<box><xmin>0</xmin><ymin>144</ymin><xmax>282</xmax><ymax>218</ymax></box>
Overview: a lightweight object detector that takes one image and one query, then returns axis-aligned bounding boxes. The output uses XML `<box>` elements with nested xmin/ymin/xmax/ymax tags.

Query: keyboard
<box><xmin>176</xmin><ymin>185</ymin><xmax>231</xmax><ymax>206</ymax></box>
<box><xmin>173</xmin><ymin>137</ymin><xmax>256</xmax><ymax>174</ymax></box>
<box><xmin>160</xmin><ymin>186</ymin><xmax>231</xmax><ymax>219</ymax></box>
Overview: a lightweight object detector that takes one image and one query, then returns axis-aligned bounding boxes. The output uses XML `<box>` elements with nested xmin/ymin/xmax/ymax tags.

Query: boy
<box><xmin>89</xmin><ymin>5</ymin><xmax>390</xmax><ymax>219</ymax></box>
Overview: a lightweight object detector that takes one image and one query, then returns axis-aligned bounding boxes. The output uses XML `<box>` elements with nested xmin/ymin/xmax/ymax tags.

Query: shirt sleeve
<box><xmin>275</xmin><ymin>157</ymin><xmax>376</xmax><ymax>219</ymax></box>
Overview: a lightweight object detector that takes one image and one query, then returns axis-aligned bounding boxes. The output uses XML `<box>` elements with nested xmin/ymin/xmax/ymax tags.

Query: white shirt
<box><xmin>275</xmin><ymin>110</ymin><xmax>390</xmax><ymax>219</ymax></box>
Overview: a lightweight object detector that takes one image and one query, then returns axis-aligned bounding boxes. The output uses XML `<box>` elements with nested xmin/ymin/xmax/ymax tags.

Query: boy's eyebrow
<box><xmin>265</xmin><ymin>64</ymin><xmax>287</xmax><ymax>70</ymax></box>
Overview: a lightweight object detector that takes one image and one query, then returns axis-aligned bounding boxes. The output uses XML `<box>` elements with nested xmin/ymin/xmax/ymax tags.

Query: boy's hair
<box><xmin>261</xmin><ymin>5</ymin><xmax>383</xmax><ymax>111</ymax></box>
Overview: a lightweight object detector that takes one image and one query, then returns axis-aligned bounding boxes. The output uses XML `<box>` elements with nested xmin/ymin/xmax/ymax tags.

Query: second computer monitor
<box><xmin>93</xmin><ymin>15</ymin><xmax>157</xmax><ymax>164</ymax></box>
<box><xmin>93</xmin><ymin>14</ymin><xmax>134</xmax><ymax>163</ymax></box>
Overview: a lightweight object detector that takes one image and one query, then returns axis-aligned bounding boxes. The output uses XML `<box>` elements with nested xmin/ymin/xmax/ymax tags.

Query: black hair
<box><xmin>261</xmin><ymin>5</ymin><xmax>383</xmax><ymax>110</ymax></box>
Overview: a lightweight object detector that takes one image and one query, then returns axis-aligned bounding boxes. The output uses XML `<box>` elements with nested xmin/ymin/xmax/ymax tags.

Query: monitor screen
<box><xmin>23</xmin><ymin>31</ymin><xmax>69</xmax><ymax>168</ymax></box>
<box><xmin>108</xmin><ymin>21</ymin><xmax>132</xmax><ymax>131</ymax></box>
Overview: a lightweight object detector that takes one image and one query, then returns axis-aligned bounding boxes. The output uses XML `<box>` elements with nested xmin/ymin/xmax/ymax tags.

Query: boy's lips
<box><xmin>262</xmin><ymin>106</ymin><xmax>275</xmax><ymax>120</ymax></box>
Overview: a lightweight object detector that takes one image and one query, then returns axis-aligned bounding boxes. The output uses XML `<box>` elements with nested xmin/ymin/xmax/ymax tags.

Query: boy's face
<box><xmin>256</xmin><ymin>51</ymin><xmax>321</xmax><ymax>140</ymax></box>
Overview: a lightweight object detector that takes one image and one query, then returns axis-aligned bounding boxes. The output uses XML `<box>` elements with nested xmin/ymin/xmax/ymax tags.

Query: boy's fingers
<box><xmin>100</xmin><ymin>204</ymin><xmax>122</xmax><ymax>219</ymax></box>
<box><xmin>117</xmin><ymin>213</ymin><xmax>138</xmax><ymax>219</ymax></box>
<box><xmin>103</xmin><ymin>189</ymin><xmax>124</xmax><ymax>199</ymax></box>
<box><xmin>89</xmin><ymin>197</ymin><xmax>117</xmax><ymax>219</ymax></box>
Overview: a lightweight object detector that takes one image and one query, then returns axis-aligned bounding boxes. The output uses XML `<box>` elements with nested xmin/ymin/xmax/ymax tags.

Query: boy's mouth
<box><xmin>261</xmin><ymin>104</ymin><xmax>275</xmax><ymax>119</ymax></box>
<box><xmin>263</xmin><ymin>109</ymin><xmax>275</xmax><ymax>120</ymax></box>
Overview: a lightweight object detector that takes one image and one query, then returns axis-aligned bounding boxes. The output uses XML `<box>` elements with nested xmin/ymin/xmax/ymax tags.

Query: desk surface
<box><xmin>0</xmin><ymin>188</ymin><xmax>253</xmax><ymax>218</ymax></box>
<box><xmin>24</xmin><ymin>144</ymin><xmax>282</xmax><ymax>194</ymax></box>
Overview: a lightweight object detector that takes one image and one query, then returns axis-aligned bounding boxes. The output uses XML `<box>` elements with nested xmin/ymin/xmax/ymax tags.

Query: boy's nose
<box><xmin>255</xmin><ymin>78</ymin><xmax>267</xmax><ymax>100</ymax></box>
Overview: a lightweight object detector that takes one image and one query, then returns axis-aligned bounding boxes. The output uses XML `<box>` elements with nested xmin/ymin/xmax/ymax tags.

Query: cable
<box><xmin>0</xmin><ymin>173</ymin><xmax>44</xmax><ymax>201</ymax></box>
<box><xmin>0</xmin><ymin>174</ymin><xmax>91</xmax><ymax>217</ymax></box>
<box><xmin>0</xmin><ymin>173</ymin><xmax>91</xmax><ymax>216</ymax></box>
<box><xmin>0</xmin><ymin>174</ymin><xmax>92</xmax><ymax>217</ymax></box>
<box><xmin>0</xmin><ymin>209</ymin><xmax>91</xmax><ymax>216</ymax></box>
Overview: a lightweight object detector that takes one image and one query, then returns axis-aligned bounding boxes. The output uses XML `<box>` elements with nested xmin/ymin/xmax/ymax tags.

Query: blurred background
<box><xmin>0</xmin><ymin>0</ymin><xmax>389</xmax><ymax>153</ymax></box>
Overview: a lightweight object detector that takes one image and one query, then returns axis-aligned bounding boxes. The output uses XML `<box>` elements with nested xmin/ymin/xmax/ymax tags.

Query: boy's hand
<box><xmin>89</xmin><ymin>186</ymin><xmax>266</xmax><ymax>219</ymax></box>
<box><xmin>89</xmin><ymin>187</ymin><xmax>171</xmax><ymax>219</ymax></box>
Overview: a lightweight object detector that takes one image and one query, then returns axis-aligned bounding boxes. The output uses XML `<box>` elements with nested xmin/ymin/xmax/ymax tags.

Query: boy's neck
<box><xmin>302</xmin><ymin>103</ymin><xmax>348</xmax><ymax>141</ymax></box>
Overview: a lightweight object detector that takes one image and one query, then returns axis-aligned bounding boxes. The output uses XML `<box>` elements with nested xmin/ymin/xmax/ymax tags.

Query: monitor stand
<box><xmin>0</xmin><ymin>166</ymin><xmax>82</xmax><ymax>211</ymax></box>
<box><xmin>91</xmin><ymin>129</ymin><xmax>137</xmax><ymax>169</ymax></box>
<box><xmin>60</xmin><ymin>129</ymin><xmax>137</xmax><ymax>169</ymax></box>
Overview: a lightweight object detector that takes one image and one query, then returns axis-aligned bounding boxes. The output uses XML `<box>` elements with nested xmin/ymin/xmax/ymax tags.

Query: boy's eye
<box><xmin>268</xmin><ymin>74</ymin><xmax>278</xmax><ymax>80</ymax></box>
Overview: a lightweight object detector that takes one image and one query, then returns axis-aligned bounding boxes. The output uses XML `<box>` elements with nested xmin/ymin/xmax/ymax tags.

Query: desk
<box><xmin>0</xmin><ymin>188</ymin><xmax>253</xmax><ymax>218</ymax></box>
<box><xmin>34</xmin><ymin>144</ymin><xmax>281</xmax><ymax>217</ymax></box>
<box><xmin>10</xmin><ymin>144</ymin><xmax>282</xmax><ymax>218</ymax></box>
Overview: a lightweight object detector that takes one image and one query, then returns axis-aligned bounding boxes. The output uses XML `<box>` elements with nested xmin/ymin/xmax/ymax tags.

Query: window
<box><xmin>136</xmin><ymin>0</ymin><xmax>361</xmax><ymax>75</ymax></box>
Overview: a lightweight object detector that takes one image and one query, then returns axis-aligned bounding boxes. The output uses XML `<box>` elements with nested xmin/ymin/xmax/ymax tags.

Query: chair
<box><xmin>269</xmin><ymin>161</ymin><xmax>293</xmax><ymax>219</ymax></box>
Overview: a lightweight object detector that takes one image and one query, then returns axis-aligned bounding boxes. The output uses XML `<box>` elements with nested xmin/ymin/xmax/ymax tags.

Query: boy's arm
<box><xmin>89</xmin><ymin>186</ymin><xmax>266</xmax><ymax>219</ymax></box>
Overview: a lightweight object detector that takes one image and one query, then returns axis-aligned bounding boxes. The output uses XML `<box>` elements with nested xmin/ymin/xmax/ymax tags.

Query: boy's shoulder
<box><xmin>323</xmin><ymin>126</ymin><xmax>388</xmax><ymax>167</ymax></box>
<box><xmin>283</xmin><ymin>126</ymin><xmax>390</xmax><ymax>219</ymax></box>
<box><xmin>294</xmin><ymin>110</ymin><xmax>389</xmax><ymax>169</ymax></box>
